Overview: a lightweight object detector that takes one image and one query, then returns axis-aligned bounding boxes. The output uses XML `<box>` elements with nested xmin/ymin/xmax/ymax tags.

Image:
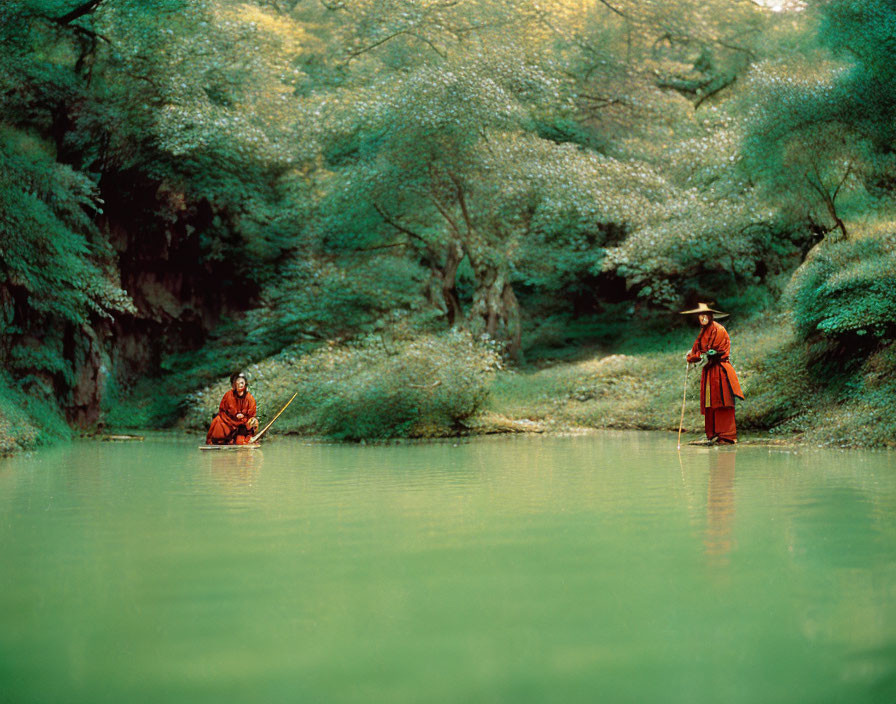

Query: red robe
<box><xmin>686</xmin><ymin>321</ymin><xmax>744</xmax><ymax>442</ymax></box>
<box><xmin>206</xmin><ymin>390</ymin><xmax>257</xmax><ymax>445</ymax></box>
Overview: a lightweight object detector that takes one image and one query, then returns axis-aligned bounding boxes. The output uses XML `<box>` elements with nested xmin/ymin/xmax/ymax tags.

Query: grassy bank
<box><xmin>5</xmin><ymin>312</ymin><xmax>894</xmax><ymax>455</ymax></box>
<box><xmin>487</xmin><ymin>314</ymin><xmax>895</xmax><ymax>448</ymax></box>
<box><xmin>169</xmin><ymin>307</ymin><xmax>896</xmax><ymax>449</ymax></box>
<box><xmin>180</xmin><ymin>331</ymin><xmax>501</xmax><ymax>441</ymax></box>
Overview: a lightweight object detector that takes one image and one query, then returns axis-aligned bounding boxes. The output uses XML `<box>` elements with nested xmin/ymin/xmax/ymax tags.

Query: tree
<box><xmin>742</xmin><ymin>0</ymin><xmax>896</xmax><ymax>241</ymax></box>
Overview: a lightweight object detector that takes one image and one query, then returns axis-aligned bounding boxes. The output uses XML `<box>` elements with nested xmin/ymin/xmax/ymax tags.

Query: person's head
<box><xmin>230</xmin><ymin>372</ymin><xmax>248</xmax><ymax>395</ymax></box>
<box><xmin>679</xmin><ymin>302</ymin><xmax>727</xmax><ymax>326</ymax></box>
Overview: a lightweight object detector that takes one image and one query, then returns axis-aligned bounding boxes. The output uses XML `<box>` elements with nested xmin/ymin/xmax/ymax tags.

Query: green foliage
<box><xmin>242</xmin><ymin>254</ymin><xmax>428</xmax><ymax>352</ymax></box>
<box><xmin>309</xmin><ymin>37</ymin><xmax>675</xmax><ymax>351</ymax></box>
<box><xmin>605</xmin><ymin>124</ymin><xmax>811</xmax><ymax>307</ymax></box>
<box><xmin>0</xmin><ymin>129</ymin><xmax>133</xmax><ymax>318</ymax></box>
<box><xmin>3</xmin><ymin>0</ymin><xmax>893</xmax><ymax>452</ymax></box>
<box><xmin>0</xmin><ymin>127</ymin><xmax>134</xmax><ymax>384</ymax></box>
<box><xmin>742</xmin><ymin>0</ymin><xmax>896</xmax><ymax>236</ymax></box>
<box><xmin>753</xmin><ymin>339</ymin><xmax>896</xmax><ymax>448</ymax></box>
<box><xmin>185</xmin><ymin>330</ymin><xmax>499</xmax><ymax>441</ymax></box>
<box><xmin>734</xmin><ymin>318</ymin><xmax>812</xmax><ymax>430</ymax></box>
<box><xmin>100</xmin><ymin>374</ymin><xmax>185</xmax><ymax>431</ymax></box>
<box><xmin>0</xmin><ymin>372</ymin><xmax>72</xmax><ymax>455</ymax></box>
<box><xmin>787</xmin><ymin>233</ymin><xmax>896</xmax><ymax>342</ymax></box>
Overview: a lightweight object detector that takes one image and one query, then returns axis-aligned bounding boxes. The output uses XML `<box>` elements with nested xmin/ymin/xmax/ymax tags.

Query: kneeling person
<box><xmin>206</xmin><ymin>372</ymin><xmax>259</xmax><ymax>445</ymax></box>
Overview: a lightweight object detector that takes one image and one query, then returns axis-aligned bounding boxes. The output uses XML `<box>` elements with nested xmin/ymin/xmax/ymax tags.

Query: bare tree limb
<box><xmin>597</xmin><ymin>0</ymin><xmax>629</xmax><ymax>19</ymax></box>
<box><xmin>831</xmin><ymin>161</ymin><xmax>854</xmax><ymax>202</ymax></box>
<box><xmin>373</xmin><ymin>203</ymin><xmax>429</xmax><ymax>245</ymax></box>
<box><xmin>428</xmin><ymin>192</ymin><xmax>464</xmax><ymax>240</ymax></box>
<box><xmin>448</xmin><ymin>173</ymin><xmax>474</xmax><ymax>241</ymax></box>
<box><xmin>346</xmin><ymin>29</ymin><xmax>445</xmax><ymax>60</ymax></box>
<box><xmin>694</xmin><ymin>74</ymin><xmax>737</xmax><ymax>109</ymax></box>
<box><xmin>55</xmin><ymin>0</ymin><xmax>105</xmax><ymax>25</ymax></box>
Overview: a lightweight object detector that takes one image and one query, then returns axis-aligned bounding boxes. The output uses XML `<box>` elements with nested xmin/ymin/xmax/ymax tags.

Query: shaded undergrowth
<box><xmin>490</xmin><ymin>313</ymin><xmax>896</xmax><ymax>448</ymax></box>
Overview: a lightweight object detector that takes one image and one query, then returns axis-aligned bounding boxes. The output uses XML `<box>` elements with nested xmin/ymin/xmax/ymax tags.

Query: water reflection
<box><xmin>704</xmin><ymin>449</ymin><xmax>737</xmax><ymax>564</ymax></box>
<box><xmin>2</xmin><ymin>435</ymin><xmax>896</xmax><ymax>704</ymax></box>
<box><xmin>203</xmin><ymin>449</ymin><xmax>263</xmax><ymax>495</ymax></box>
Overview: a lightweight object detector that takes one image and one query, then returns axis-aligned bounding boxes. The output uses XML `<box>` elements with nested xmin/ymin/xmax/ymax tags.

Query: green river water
<box><xmin>1</xmin><ymin>432</ymin><xmax>894</xmax><ymax>703</ymax></box>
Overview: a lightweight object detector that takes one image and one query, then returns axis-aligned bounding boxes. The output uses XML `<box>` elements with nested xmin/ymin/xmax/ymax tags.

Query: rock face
<box><xmin>66</xmin><ymin>179</ymin><xmax>255</xmax><ymax>427</ymax></box>
<box><xmin>69</xmin><ymin>323</ymin><xmax>112</xmax><ymax>427</ymax></box>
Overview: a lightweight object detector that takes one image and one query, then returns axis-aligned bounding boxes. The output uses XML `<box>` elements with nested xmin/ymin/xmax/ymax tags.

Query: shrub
<box><xmin>185</xmin><ymin>330</ymin><xmax>500</xmax><ymax>441</ymax></box>
<box><xmin>0</xmin><ymin>373</ymin><xmax>71</xmax><ymax>455</ymax></box>
<box><xmin>787</xmin><ymin>233</ymin><xmax>896</xmax><ymax>344</ymax></box>
<box><xmin>734</xmin><ymin>318</ymin><xmax>813</xmax><ymax>431</ymax></box>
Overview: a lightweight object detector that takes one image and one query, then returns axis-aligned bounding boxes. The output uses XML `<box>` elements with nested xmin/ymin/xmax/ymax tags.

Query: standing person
<box><xmin>206</xmin><ymin>372</ymin><xmax>259</xmax><ymax>445</ymax></box>
<box><xmin>681</xmin><ymin>303</ymin><xmax>744</xmax><ymax>445</ymax></box>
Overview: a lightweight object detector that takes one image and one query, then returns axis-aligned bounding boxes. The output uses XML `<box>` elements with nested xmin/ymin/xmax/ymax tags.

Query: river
<box><xmin>1</xmin><ymin>432</ymin><xmax>894</xmax><ymax>703</ymax></box>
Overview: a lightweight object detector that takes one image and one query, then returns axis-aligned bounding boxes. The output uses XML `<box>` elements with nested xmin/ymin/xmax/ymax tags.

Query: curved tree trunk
<box><xmin>501</xmin><ymin>283</ymin><xmax>522</xmax><ymax>361</ymax></box>
<box><xmin>467</xmin><ymin>262</ymin><xmax>521</xmax><ymax>361</ymax></box>
<box><xmin>440</xmin><ymin>241</ymin><xmax>464</xmax><ymax>326</ymax></box>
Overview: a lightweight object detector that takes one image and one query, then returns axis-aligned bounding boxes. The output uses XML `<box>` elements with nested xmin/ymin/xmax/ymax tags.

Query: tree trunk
<box><xmin>501</xmin><ymin>283</ymin><xmax>522</xmax><ymax>361</ymax></box>
<box><xmin>440</xmin><ymin>241</ymin><xmax>464</xmax><ymax>326</ymax></box>
<box><xmin>826</xmin><ymin>203</ymin><xmax>849</xmax><ymax>240</ymax></box>
<box><xmin>467</xmin><ymin>262</ymin><xmax>522</xmax><ymax>361</ymax></box>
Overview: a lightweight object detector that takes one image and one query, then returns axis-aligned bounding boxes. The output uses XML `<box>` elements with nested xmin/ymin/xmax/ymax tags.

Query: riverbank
<box><xmin>482</xmin><ymin>314</ymin><xmax>895</xmax><ymax>449</ymax></box>
<box><xmin>3</xmin><ymin>312</ymin><xmax>894</xmax><ymax>455</ymax></box>
<box><xmin>144</xmin><ymin>311</ymin><xmax>896</xmax><ymax>450</ymax></box>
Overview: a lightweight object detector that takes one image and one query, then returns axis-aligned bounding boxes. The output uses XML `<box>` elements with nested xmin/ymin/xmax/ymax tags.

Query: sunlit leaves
<box><xmin>787</xmin><ymin>233</ymin><xmax>896</xmax><ymax>340</ymax></box>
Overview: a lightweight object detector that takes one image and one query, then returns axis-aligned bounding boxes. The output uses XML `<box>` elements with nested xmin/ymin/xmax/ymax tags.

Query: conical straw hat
<box><xmin>678</xmin><ymin>302</ymin><xmax>729</xmax><ymax>319</ymax></box>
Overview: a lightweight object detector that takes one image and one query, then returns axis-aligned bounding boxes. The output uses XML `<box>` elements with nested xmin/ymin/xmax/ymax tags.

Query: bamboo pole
<box><xmin>677</xmin><ymin>362</ymin><xmax>691</xmax><ymax>449</ymax></box>
<box><xmin>250</xmin><ymin>392</ymin><xmax>299</xmax><ymax>443</ymax></box>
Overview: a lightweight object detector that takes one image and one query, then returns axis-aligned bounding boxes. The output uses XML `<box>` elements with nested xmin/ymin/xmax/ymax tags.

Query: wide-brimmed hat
<box><xmin>679</xmin><ymin>302</ymin><xmax>729</xmax><ymax>319</ymax></box>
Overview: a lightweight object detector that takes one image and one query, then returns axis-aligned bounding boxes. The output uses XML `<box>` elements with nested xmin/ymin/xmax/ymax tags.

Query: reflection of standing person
<box><xmin>681</xmin><ymin>303</ymin><xmax>744</xmax><ymax>445</ymax></box>
<box><xmin>206</xmin><ymin>372</ymin><xmax>259</xmax><ymax>445</ymax></box>
<box><xmin>705</xmin><ymin>449</ymin><xmax>736</xmax><ymax>561</ymax></box>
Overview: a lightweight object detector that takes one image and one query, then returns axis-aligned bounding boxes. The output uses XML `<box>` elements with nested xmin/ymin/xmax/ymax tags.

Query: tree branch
<box><xmin>346</xmin><ymin>28</ymin><xmax>445</xmax><ymax>60</ymax></box>
<box><xmin>373</xmin><ymin>203</ymin><xmax>428</xmax><ymax>245</ymax></box>
<box><xmin>580</xmin><ymin>93</ymin><xmax>628</xmax><ymax>109</ymax></box>
<box><xmin>713</xmin><ymin>37</ymin><xmax>757</xmax><ymax>60</ymax></box>
<box><xmin>69</xmin><ymin>23</ymin><xmax>111</xmax><ymax>44</ymax></box>
<box><xmin>448</xmin><ymin>173</ymin><xmax>474</xmax><ymax>241</ymax></box>
<box><xmin>428</xmin><ymin>192</ymin><xmax>464</xmax><ymax>240</ymax></box>
<box><xmin>55</xmin><ymin>0</ymin><xmax>105</xmax><ymax>25</ymax></box>
<box><xmin>597</xmin><ymin>0</ymin><xmax>629</xmax><ymax>19</ymax></box>
<box><xmin>427</xmin><ymin>166</ymin><xmax>466</xmax><ymax>239</ymax></box>
<box><xmin>694</xmin><ymin>74</ymin><xmax>737</xmax><ymax>109</ymax></box>
<box><xmin>357</xmin><ymin>242</ymin><xmax>408</xmax><ymax>253</ymax></box>
<box><xmin>831</xmin><ymin>161</ymin><xmax>854</xmax><ymax>202</ymax></box>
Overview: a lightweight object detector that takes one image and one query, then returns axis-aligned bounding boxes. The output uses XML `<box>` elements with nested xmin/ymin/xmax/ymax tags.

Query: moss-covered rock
<box><xmin>0</xmin><ymin>374</ymin><xmax>72</xmax><ymax>455</ymax></box>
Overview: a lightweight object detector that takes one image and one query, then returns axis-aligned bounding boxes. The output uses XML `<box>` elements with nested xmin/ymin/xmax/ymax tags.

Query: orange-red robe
<box><xmin>686</xmin><ymin>321</ymin><xmax>744</xmax><ymax>443</ymax></box>
<box><xmin>206</xmin><ymin>390</ymin><xmax>257</xmax><ymax>445</ymax></box>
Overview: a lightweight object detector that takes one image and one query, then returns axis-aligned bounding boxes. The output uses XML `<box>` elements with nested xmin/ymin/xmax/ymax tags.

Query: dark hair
<box><xmin>230</xmin><ymin>371</ymin><xmax>248</xmax><ymax>386</ymax></box>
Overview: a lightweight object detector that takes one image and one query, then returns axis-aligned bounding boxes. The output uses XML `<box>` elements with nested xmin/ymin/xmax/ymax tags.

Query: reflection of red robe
<box><xmin>687</xmin><ymin>322</ymin><xmax>744</xmax><ymax>442</ymax></box>
<box><xmin>206</xmin><ymin>390</ymin><xmax>257</xmax><ymax>445</ymax></box>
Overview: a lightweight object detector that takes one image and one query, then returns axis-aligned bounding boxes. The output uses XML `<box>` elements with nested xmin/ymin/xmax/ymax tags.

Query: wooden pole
<box><xmin>250</xmin><ymin>392</ymin><xmax>299</xmax><ymax>443</ymax></box>
<box><xmin>677</xmin><ymin>362</ymin><xmax>691</xmax><ymax>449</ymax></box>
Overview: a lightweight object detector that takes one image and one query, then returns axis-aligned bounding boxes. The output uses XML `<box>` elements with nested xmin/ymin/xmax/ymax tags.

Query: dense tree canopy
<box><xmin>1</xmin><ymin>0</ymin><xmax>893</xmax><ymax>430</ymax></box>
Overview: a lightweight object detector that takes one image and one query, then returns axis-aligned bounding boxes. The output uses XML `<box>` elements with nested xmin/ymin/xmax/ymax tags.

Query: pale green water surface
<box><xmin>1</xmin><ymin>433</ymin><xmax>895</xmax><ymax>703</ymax></box>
